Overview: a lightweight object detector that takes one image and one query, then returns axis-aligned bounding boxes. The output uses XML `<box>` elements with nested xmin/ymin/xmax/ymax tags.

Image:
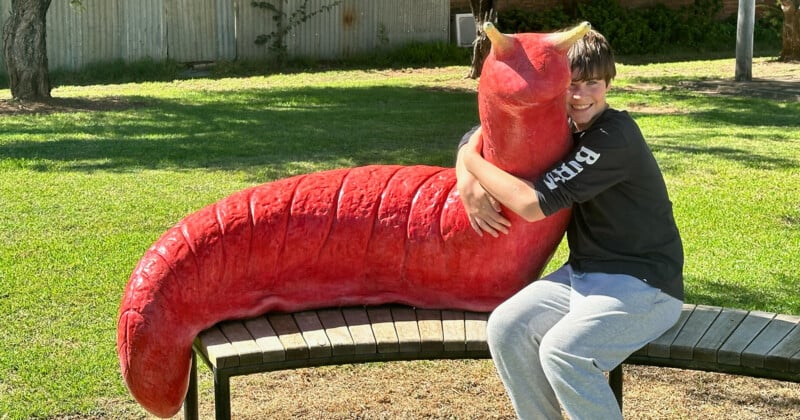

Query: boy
<box><xmin>455</xmin><ymin>30</ymin><xmax>684</xmax><ymax>419</ymax></box>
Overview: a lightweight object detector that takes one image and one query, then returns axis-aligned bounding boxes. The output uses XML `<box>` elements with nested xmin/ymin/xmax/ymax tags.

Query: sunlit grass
<box><xmin>1</xmin><ymin>56</ymin><xmax>798</xmax><ymax>418</ymax></box>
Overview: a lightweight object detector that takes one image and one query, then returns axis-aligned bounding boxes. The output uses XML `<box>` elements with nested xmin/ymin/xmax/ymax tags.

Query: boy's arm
<box><xmin>461</xmin><ymin>129</ymin><xmax>546</xmax><ymax>223</ymax></box>
<box><xmin>455</xmin><ymin>127</ymin><xmax>510</xmax><ymax>237</ymax></box>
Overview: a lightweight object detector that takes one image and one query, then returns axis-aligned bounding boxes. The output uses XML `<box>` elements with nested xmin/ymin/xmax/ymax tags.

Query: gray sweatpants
<box><xmin>486</xmin><ymin>264</ymin><xmax>683</xmax><ymax>420</ymax></box>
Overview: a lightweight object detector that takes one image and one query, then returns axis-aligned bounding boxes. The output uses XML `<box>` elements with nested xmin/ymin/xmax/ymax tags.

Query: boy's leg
<box><xmin>539</xmin><ymin>271</ymin><xmax>683</xmax><ymax>420</ymax></box>
<box><xmin>486</xmin><ymin>266</ymin><xmax>572</xmax><ymax>420</ymax></box>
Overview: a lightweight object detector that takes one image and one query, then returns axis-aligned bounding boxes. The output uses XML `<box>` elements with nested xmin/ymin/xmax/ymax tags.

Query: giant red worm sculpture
<box><xmin>117</xmin><ymin>22</ymin><xmax>590</xmax><ymax>417</ymax></box>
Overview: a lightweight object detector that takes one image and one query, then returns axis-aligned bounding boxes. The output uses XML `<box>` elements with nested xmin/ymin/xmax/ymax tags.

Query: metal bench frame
<box><xmin>184</xmin><ymin>304</ymin><xmax>800</xmax><ymax>419</ymax></box>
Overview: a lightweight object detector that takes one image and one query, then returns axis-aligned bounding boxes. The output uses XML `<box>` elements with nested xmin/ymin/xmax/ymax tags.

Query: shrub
<box><xmin>499</xmin><ymin>6</ymin><xmax>573</xmax><ymax>32</ymax></box>
<box><xmin>497</xmin><ymin>0</ymin><xmax>780</xmax><ymax>55</ymax></box>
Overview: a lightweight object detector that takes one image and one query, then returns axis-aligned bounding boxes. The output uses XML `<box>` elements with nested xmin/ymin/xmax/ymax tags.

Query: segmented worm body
<box><xmin>118</xmin><ymin>22</ymin><xmax>590</xmax><ymax>417</ymax></box>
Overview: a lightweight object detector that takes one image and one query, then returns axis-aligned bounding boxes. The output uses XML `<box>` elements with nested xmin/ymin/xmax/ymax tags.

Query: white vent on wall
<box><xmin>454</xmin><ymin>13</ymin><xmax>476</xmax><ymax>48</ymax></box>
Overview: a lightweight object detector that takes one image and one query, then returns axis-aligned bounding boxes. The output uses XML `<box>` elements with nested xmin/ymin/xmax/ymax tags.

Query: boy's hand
<box><xmin>456</xmin><ymin>128</ymin><xmax>511</xmax><ymax>237</ymax></box>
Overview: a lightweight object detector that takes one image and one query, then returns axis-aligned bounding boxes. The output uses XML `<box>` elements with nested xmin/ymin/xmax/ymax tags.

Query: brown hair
<box><xmin>567</xmin><ymin>29</ymin><xmax>617</xmax><ymax>84</ymax></box>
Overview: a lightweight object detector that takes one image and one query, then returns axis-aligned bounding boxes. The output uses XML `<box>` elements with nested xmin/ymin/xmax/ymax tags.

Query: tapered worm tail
<box><xmin>118</xmin><ymin>22</ymin><xmax>589</xmax><ymax>417</ymax></box>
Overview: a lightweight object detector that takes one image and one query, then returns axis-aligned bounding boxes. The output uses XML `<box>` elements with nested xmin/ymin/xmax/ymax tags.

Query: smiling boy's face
<box><xmin>567</xmin><ymin>74</ymin><xmax>611</xmax><ymax>132</ymax></box>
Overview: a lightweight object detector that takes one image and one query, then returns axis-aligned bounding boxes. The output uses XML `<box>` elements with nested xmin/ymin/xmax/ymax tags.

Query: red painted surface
<box><xmin>117</xmin><ymin>26</ymin><xmax>581</xmax><ymax>417</ymax></box>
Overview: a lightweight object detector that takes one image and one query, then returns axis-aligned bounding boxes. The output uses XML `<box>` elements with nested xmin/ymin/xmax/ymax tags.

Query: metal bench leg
<box><xmin>609</xmin><ymin>364</ymin><xmax>623</xmax><ymax>410</ymax></box>
<box><xmin>214</xmin><ymin>370</ymin><xmax>232</xmax><ymax>420</ymax></box>
<box><xmin>183</xmin><ymin>352</ymin><xmax>199</xmax><ymax>420</ymax></box>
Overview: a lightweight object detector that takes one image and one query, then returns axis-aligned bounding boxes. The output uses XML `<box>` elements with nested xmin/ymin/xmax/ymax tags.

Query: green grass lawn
<box><xmin>1</xmin><ymin>57</ymin><xmax>798</xmax><ymax>418</ymax></box>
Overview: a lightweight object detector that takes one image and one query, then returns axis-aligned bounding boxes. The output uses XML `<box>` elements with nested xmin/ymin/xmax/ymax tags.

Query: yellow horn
<box><xmin>483</xmin><ymin>22</ymin><xmax>515</xmax><ymax>55</ymax></box>
<box><xmin>548</xmin><ymin>21</ymin><xmax>592</xmax><ymax>51</ymax></box>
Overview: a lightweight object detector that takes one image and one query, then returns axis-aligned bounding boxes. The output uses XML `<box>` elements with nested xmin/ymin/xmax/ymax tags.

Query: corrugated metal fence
<box><xmin>0</xmin><ymin>0</ymin><xmax>450</xmax><ymax>72</ymax></box>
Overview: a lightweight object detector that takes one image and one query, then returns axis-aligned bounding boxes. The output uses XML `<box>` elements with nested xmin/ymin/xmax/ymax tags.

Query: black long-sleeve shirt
<box><xmin>534</xmin><ymin>108</ymin><xmax>684</xmax><ymax>300</ymax></box>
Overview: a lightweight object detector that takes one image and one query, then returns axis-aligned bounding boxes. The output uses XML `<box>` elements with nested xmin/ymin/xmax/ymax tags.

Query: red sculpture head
<box><xmin>477</xmin><ymin>22</ymin><xmax>591</xmax><ymax>180</ymax></box>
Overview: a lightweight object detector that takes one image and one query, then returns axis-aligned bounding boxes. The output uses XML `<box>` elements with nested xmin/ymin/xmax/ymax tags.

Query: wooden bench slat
<box><xmin>218</xmin><ymin>321</ymin><xmax>262</xmax><ymax>367</ymax></box>
<box><xmin>293</xmin><ymin>311</ymin><xmax>332</xmax><ymax>359</ymax></box>
<box><xmin>791</xmin><ymin>347</ymin><xmax>800</xmax><ymax>373</ymax></box>
<box><xmin>670</xmin><ymin>305</ymin><xmax>722</xmax><ymax>360</ymax></box>
<box><xmin>416</xmin><ymin>309</ymin><xmax>445</xmax><ymax>353</ymax></box>
<box><xmin>645</xmin><ymin>304</ymin><xmax>694</xmax><ymax>358</ymax></box>
<box><xmin>717</xmin><ymin>310</ymin><xmax>775</xmax><ymax>367</ymax></box>
<box><xmin>267</xmin><ymin>313</ymin><xmax>309</xmax><ymax>360</ymax></box>
<box><xmin>198</xmin><ymin>326</ymin><xmax>238</xmax><ymax>369</ymax></box>
<box><xmin>465</xmin><ymin>312</ymin><xmax>489</xmax><ymax>352</ymax></box>
<box><xmin>317</xmin><ymin>308</ymin><xmax>356</xmax><ymax>357</ymax></box>
<box><xmin>243</xmin><ymin>316</ymin><xmax>285</xmax><ymax>363</ymax></box>
<box><xmin>765</xmin><ymin>321</ymin><xmax>800</xmax><ymax>372</ymax></box>
<box><xmin>693</xmin><ymin>308</ymin><xmax>748</xmax><ymax>363</ymax></box>
<box><xmin>367</xmin><ymin>307</ymin><xmax>399</xmax><ymax>353</ymax></box>
<box><xmin>391</xmin><ymin>306</ymin><xmax>422</xmax><ymax>353</ymax></box>
<box><xmin>442</xmin><ymin>310</ymin><xmax>467</xmax><ymax>352</ymax></box>
<box><xmin>190</xmin><ymin>303</ymin><xmax>800</xmax><ymax>420</ymax></box>
<box><xmin>197</xmin><ymin>306</ymin><xmax>800</xmax><ymax>374</ymax></box>
<box><xmin>342</xmin><ymin>307</ymin><xmax>377</xmax><ymax>355</ymax></box>
<box><xmin>741</xmin><ymin>314</ymin><xmax>799</xmax><ymax>369</ymax></box>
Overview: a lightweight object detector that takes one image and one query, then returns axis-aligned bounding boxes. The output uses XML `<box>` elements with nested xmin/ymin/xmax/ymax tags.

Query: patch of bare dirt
<box><xmin>0</xmin><ymin>97</ymin><xmax>141</xmax><ymax>115</ymax></box>
<box><xmin>122</xmin><ymin>361</ymin><xmax>799</xmax><ymax>419</ymax></box>
<box><xmin>670</xmin><ymin>59</ymin><xmax>799</xmax><ymax>102</ymax></box>
<box><xmin>679</xmin><ymin>78</ymin><xmax>800</xmax><ymax>101</ymax></box>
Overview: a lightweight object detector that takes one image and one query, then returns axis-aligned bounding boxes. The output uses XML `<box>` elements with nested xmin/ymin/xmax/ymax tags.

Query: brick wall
<box><xmin>450</xmin><ymin>0</ymin><xmax>739</xmax><ymax>16</ymax></box>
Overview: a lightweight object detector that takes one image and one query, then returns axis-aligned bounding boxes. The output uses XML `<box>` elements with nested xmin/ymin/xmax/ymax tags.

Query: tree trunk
<box><xmin>466</xmin><ymin>0</ymin><xmax>496</xmax><ymax>79</ymax></box>
<box><xmin>779</xmin><ymin>0</ymin><xmax>800</xmax><ymax>61</ymax></box>
<box><xmin>2</xmin><ymin>0</ymin><xmax>52</xmax><ymax>101</ymax></box>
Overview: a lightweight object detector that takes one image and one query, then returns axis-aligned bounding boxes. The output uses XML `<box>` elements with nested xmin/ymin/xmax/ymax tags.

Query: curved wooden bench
<box><xmin>184</xmin><ymin>304</ymin><xmax>800</xmax><ymax>419</ymax></box>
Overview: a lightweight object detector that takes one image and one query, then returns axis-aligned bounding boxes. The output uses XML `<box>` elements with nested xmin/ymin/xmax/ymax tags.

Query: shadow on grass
<box><xmin>616</xmin><ymin>48</ymin><xmax>780</xmax><ymax>66</ymax></box>
<box><xmin>620</xmin><ymin>87</ymin><xmax>800</xmax><ymax>174</ymax></box>
<box><xmin>654</xmin><ymin>143</ymin><xmax>799</xmax><ymax>171</ymax></box>
<box><xmin>1</xmin><ymin>82</ymin><xmax>798</xmax><ymax>181</ymax></box>
<box><xmin>622</xmin><ymin>87</ymin><xmax>800</xmax><ymax>127</ymax></box>
<box><xmin>686</xmin><ymin>273</ymin><xmax>800</xmax><ymax>314</ymax></box>
<box><xmin>0</xmin><ymin>85</ymin><xmax>478</xmax><ymax>181</ymax></box>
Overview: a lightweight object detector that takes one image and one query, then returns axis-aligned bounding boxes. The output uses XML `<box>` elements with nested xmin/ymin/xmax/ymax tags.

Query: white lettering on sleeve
<box><xmin>542</xmin><ymin>146</ymin><xmax>601</xmax><ymax>191</ymax></box>
<box><xmin>575</xmin><ymin>146</ymin><xmax>601</xmax><ymax>165</ymax></box>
